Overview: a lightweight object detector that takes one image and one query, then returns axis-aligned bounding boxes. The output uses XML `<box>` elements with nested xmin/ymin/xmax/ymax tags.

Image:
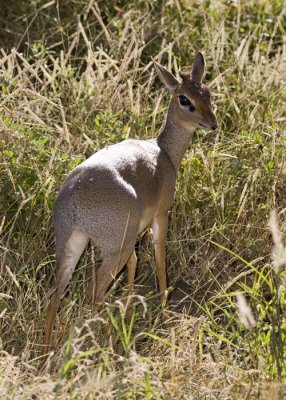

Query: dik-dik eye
<box><xmin>179</xmin><ymin>94</ymin><xmax>190</xmax><ymax>106</ymax></box>
<box><xmin>178</xmin><ymin>95</ymin><xmax>195</xmax><ymax>112</ymax></box>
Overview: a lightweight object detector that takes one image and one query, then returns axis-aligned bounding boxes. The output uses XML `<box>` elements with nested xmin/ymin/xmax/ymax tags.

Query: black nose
<box><xmin>212</xmin><ymin>125</ymin><xmax>218</xmax><ymax>131</ymax></box>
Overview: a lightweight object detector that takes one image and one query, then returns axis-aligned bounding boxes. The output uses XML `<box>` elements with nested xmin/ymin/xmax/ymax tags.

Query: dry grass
<box><xmin>1</xmin><ymin>0</ymin><xmax>286</xmax><ymax>398</ymax></box>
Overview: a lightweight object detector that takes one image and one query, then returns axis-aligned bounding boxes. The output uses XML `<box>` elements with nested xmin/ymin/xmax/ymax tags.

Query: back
<box><xmin>58</xmin><ymin>138</ymin><xmax>176</xmax><ymax>215</ymax></box>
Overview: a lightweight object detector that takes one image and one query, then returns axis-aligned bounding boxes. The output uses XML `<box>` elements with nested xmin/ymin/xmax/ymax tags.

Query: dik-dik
<box><xmin>44</xmin><ymin>52</ymin><xmax>218</xmax><ymax>353</ymax></box>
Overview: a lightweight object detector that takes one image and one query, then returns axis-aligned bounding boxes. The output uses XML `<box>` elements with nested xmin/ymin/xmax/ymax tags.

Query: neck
<box><xmin>157</xmin><ymin>99</ymin><xmax>196</xmax><ymax>171</ymax></box>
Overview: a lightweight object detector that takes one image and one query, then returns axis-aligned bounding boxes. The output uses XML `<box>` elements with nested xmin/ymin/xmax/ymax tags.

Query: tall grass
<box><xmin>1</xmin><ymin>0</ymin><xmax>286</xmax><ymax>398</ymax></box>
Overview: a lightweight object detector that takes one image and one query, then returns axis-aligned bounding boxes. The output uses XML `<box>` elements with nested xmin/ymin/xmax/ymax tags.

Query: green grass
<box><xmin>1</xmin><ymin>0</ymin><xmax>286</xmax><ymax>398</ymax></box>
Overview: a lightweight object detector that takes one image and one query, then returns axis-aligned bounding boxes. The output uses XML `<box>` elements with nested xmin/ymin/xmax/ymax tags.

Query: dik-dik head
<box><xmin>154</xmin><ymin>52</ymin><xmax>218</xmax><ymax>133</ymax></box>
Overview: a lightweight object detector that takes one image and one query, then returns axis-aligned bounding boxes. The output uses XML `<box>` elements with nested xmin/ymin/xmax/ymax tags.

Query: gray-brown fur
<box><xmin>43</xmin><ymin>52</ymin><xmax>218</xmax><ymax>353</ymax></box>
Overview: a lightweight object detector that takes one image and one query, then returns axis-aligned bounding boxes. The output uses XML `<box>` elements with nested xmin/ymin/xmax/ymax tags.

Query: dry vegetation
<box><xmin>1</xmin><ymin>0</ymin><xmax>286</xmax><ymax>398</ymax></box>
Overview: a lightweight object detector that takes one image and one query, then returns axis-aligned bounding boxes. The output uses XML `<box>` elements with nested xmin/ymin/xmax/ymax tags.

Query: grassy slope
<box><xmin>1</xmin><ymin>0</ymin><xmax>286</xmax><ymax>398</ymax></box>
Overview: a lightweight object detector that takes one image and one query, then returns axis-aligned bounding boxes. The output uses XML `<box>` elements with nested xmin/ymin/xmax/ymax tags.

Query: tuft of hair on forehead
<box><xmin>179</xmin><ymin>70</ymin><xmax>205</xmax><ymax>89</ymax></box>
<box><xmin>178</xmin><ymin>73</ymin><xmax>211</xmax><ymax>101</ymax></box>
<box><xmin>179</xmin><ymin>70</ymin><xmax>205</xmax><ymax>92</ymax></box>
<box><xmin>179</xmin><ymin>70</ymin><xmax>191</xmax><ymax>81</ymax></box>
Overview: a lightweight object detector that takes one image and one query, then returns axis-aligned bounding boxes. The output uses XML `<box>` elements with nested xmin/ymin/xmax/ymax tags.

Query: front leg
<box><xmin>152</xmin><ymin>212</ymin><xmax>168</xmax><ymax>305</ymax></box>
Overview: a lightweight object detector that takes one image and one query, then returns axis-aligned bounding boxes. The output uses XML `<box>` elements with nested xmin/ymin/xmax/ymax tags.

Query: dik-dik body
<box><xmin>44</xmin><ymin>52</ymin><xmax>218</xmax><ymax>353</ymax></box>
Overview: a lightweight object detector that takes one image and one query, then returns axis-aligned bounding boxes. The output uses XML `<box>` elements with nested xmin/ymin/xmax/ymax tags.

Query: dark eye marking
<box><xmin>189</xmin><ymin>103</ymin><xmax>195</xmax><ymax>112</ymax></box>
<box><xmin>178</xmin><ymin>95</ymin><xmax>195</xmax><ymax>112</ymax></box>
<box><xmin>179</xmin><ymin>94</ymin><xmax>190</xmax><ymax>106</ymax></box>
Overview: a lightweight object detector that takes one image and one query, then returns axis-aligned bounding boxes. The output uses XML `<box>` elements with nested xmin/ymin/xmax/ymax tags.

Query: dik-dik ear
<box><xmin>191</xmin><ymin>52</ymin><xmax>205</xmax><ymax>83</ymax></box>
<box><xmin>153</xmin><ymin>60</ymin><xmax>179</xmax><ymax>93</ymax></box>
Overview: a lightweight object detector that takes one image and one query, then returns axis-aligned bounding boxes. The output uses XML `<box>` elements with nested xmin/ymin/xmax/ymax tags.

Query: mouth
<box><xmin>199</xmin><ymin>122</ymin><xmax>218</xmax><ymax>131</ymax></box>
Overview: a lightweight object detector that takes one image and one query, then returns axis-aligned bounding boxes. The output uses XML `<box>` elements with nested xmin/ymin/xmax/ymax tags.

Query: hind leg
<box><xmin>125</xmin><ymin>250</ymin><xmax>138</xmax><ymax>317</ymax></box>
<box><xmin>85</xmin><ymin>267</ymin><xmax>97</xmax><ymax>305</ymax></box>
<box><xmin>127</xmin><ymin>250</ymin><xmax>137</xmax><ymax>298</ymax></box>
<box><xmin>85</xmin><ymin>241</ymin><xmax>136</xmax><ymax>306</ymax></box>
<box><xmin>86</xmin><ymin>211</ymin><xmax>140</xmax><ymax>306</ymax></box>
<box><xmin>86</xmin><ymin>248</ymin><xmax>137</xmax><ymax>313</ymax></box>
<box><xmin>43</xmin><ymin>230</ymin><xmax>89</xmax><ymax>354</ymax></box>
<box><xmin>86</xmin><ymin>249</ymin><xmax>138</xmax><ymax>306</ymax></box>
<box><xmin>94</xmin><ymin>250</ymin><xmax>131</xmax><ymax>304</ymax></box>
